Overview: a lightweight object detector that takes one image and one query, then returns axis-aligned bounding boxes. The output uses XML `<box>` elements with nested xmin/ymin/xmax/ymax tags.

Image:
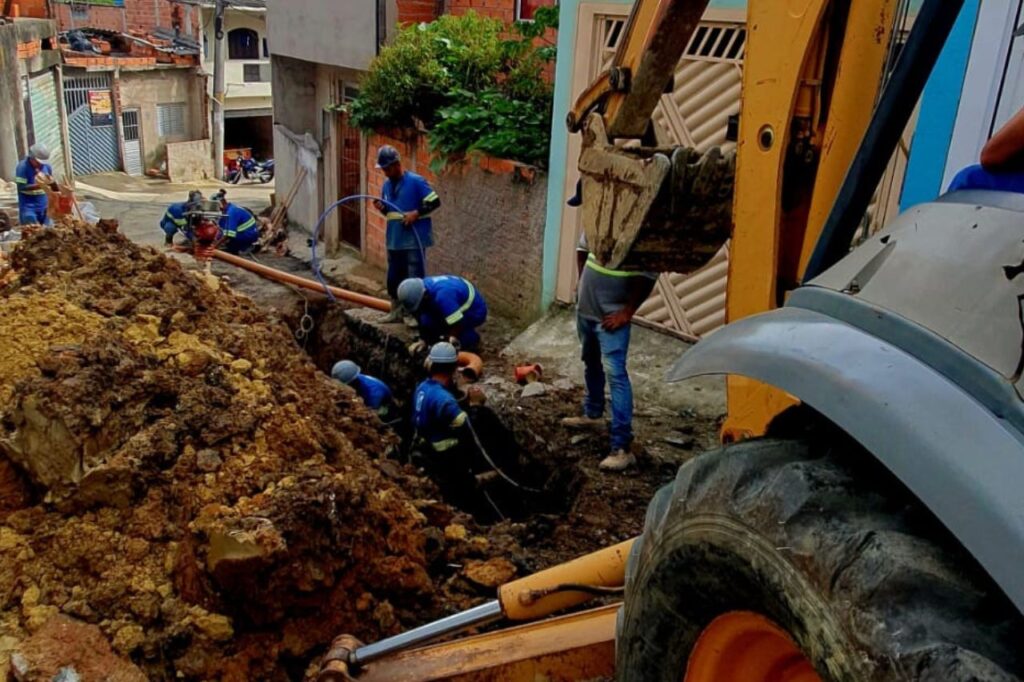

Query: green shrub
<box><xmin>349</xmin><ymin>8</ymin><xmax>558</xmax><ymax>167</ymax></box>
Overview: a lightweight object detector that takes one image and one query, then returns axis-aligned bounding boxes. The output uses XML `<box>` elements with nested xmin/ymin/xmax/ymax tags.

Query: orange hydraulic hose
<box><xmin>176</xmin><ymin>246</ymin><xmax>392</xmax><ymax>312</ymax></box>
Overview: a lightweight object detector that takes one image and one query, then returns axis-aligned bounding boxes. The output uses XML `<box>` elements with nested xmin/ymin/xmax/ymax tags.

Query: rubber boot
<box><xmin>381</xmin><ymin>298</ymin><xmax>403</xmax><ymax>323</ymax></box>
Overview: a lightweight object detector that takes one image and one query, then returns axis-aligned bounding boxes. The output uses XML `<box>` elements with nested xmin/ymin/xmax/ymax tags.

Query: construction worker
<box><xmin>398</xmin><ymin>275</ymin><xmax>488</xmax><ymax>352</ymax></box>
<box><xmin>561</xmin><ymin>180</ymin><xmax>657</xmax><ymax>472</ymax></box>
<box><xmin>160</xmin><ymin>190</ymin><xmax>203</xmax><ymax>245</ymax></box>
<box><xmin>331</xmin><ymin>360</ymin><xmax>396</xmax><ymax>423</ymax></box>
<box><xmin>411</xmin><ymin>342</ymin><xmax>482</xmax><ymax>508</ymax></box>
<box><xmin>15</xmin><ymin>144</ymin><xmax>54</xmax><ymax>226</ymax></box>
<box><xmin>213</xmin><ymin>191</ymin><xmax>259</xmax><ymax>255</ymax></box>
<box><xmin>372</xmin><ymin>145</ymin><xmax>441</xmax><ymax>323</ymax></box>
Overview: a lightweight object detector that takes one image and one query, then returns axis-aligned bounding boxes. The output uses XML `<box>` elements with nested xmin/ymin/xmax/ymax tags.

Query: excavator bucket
<box><xmin>578</xmin><ymin>113</ymin><xmax>735</xmax><ymax>274</ymax></box>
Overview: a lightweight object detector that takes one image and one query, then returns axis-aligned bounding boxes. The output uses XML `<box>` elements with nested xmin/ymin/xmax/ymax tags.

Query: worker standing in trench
<box><xmin>372</xmin><ymin>145</ymin><xmax>441</xmax><ymax>325</ymax></box>
<box><xmin>411</xmin><ymin>342</ymin><xmax>501</xmax><ymax>516</ymax></box>
<box><xmin>15</xmin><ymin>144</ymin><xmax>55</xmax><ymax>227</ymax></box>
<box><xmin>397</xmin><ymin>275</ymin><xmax>488</xmax><ymax>352</ymax></box>
<box><xmin>331</xmin><ymin>359</ymin><xmax>397</xmax><ymax>424</ymax></box>
<box><xmin>561</xmin><ymin>180</ymin><xmax>657</xmax><ymax>472</ymax></box>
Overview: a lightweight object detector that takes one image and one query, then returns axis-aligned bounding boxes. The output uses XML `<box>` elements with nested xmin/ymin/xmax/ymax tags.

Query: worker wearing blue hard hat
<box><xmin>373</xmin><ymin>145</ymin><xmax>441</xmax><ymax>324</ymax></box>
<box><xmin>398</xmin><ymin>274</ymin><xmax>488</xmax><ymax>352</ymax></box>
<box><xmin>331</xmin><ymin>359</ymin><xmax>396</xmax><ymax>422</ymax></box>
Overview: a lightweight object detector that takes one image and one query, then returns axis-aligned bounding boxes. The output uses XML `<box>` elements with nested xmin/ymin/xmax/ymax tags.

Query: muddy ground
<box><xmin>0</xmin><ymin>223</ymin><xmax>722</xmax><ymax>680</ymax></box>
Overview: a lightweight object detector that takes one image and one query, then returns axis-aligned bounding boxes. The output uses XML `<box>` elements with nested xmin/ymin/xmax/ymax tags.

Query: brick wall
<box><xmin>367</xmin><ymin>130</ymin><xmax>547</xmax><ymax>323</ymax></box>
<box><xmin>397</xmin><ymin>0</ymin><xmax>442</xmax><ymax>24</ymax></box>
<box><xmin>52</xmin><ymin>0</ymin><xmax>198</xmax><ymax>35</ymax></box>
<box><xmin>446</xmin><ymin>0</ymin><xmax>514</xmax><ymax>23</ymax></box>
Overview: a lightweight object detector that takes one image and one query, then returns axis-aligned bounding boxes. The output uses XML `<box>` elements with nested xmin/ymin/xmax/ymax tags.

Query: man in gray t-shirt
<box><xmin>562</xmin><ymin>181</ymin><xmax>657</xmax><ymax>471</ymax></box>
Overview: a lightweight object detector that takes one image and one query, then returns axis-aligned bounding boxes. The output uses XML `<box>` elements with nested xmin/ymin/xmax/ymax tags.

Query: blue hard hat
<box><xmin>376</xmin><ymin>145</ymin><xmax>401</xmax><ymax>169</ymax></box>
<box><xmin>331</xmin><ymin>360</ymin><xmax>360</xmax><ymax>384</ymax></box>
<box><xmin>397</xmin><ymin>277</ymin><xmax>426</xmax><ymax>312</ymax></box>
<box><xmin>428</xmin><ymin>342</ymin><xmax>459</xmax><ymax>365</ymax></box>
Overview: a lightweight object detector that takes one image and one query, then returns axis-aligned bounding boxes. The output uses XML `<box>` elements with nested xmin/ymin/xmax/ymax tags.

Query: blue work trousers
<box><xmin>224</xmin><ymin>228</ymin><xmax>259</xmax><ymax>255</ymax></box>
<box><xmin>18</xmin><ymin>196</ymin><xmax>50</xmax><ymax>227</ymax></box>
<box><xmin>577</xmin><ymin>314</ymin><xmax>634</xmax><ymax>451</ymax></box>
<box><xmin>387</xmin><ymin>247</ymin><xmax>426</xmax><ymax>299</ymax></box>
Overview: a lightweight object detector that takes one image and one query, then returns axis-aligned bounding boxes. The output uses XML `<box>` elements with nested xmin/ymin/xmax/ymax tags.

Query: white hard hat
<box><xmin>29</xmin><ymin>143</ymin><xmax>49</xmax><ymax>161</ymax></box>
<box><xmin>331</xmin><ymin>360</ymin><xmax>360</xmax><ymax>384</ymax></box>
<box><xmin>428</xmin><ymin>342</ymin><xmax>459</xmax><ymax>365</ymax></box>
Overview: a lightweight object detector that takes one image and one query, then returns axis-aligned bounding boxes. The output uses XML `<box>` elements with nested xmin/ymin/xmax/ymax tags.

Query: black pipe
<box><xmin>802</xmin><ymin>0</ymin><xmax>966</xmax><ymax>282</ymax></box>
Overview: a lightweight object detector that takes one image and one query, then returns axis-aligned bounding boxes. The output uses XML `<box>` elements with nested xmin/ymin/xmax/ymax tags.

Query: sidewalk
<box><xmin>76</xmin><ymin>172</ymin><xmax>273</xmax><ymax>204</ymax></box>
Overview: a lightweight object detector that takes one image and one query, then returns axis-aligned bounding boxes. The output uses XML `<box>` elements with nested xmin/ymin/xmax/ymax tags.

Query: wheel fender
<box><xmin>667</xmin><ymin>306</ymin><xmax>1024</xmax><ymax>615</ymax></box>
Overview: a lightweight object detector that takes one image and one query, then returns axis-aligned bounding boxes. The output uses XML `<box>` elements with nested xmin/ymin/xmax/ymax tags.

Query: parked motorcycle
<box><xmin>225</xmin><ymin>155</ymin><xmax>274</xmax><ymax>184</ymax></box>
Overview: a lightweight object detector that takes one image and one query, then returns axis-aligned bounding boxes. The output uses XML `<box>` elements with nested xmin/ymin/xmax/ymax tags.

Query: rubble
<box><xmin>0</xmin><ymin>222</ymin><xmax>486</xmax><ymax>679</ymax></box>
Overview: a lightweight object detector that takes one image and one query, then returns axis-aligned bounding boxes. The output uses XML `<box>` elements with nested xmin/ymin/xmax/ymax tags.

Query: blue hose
<box><xmin>309</xmin><ymin>194</ymin><xmax>427</xmax><ymax>302</ymax></box>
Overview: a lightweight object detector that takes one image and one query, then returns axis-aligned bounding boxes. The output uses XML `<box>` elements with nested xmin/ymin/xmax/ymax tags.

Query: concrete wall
<box><xmin>266</xmin><ymin>0</ymin><xmax>382</xmax><ymax>71</ymax></box>
<box><xmin>119</xmin><ymin>68</ymin><xmax>206</xmax><ymax>170</ymax></box>
<box><xmin>166</xmin><ymin>139</ymin><xmax>213</xmax><ymax>182</ymax></box>
<box><xmin>366</xmin><ymin>131</ymin><xmax>547</xmax><ymax>323</ymax></box>
<box><xmin>200</xmin><ymin>6</ymin><xmax>272</xmax><ymax>112</ymax></box>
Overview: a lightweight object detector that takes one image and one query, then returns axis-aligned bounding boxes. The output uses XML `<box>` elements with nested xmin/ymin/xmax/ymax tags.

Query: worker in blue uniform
<box><xmin>373</xmin><ymin>145</ymin><xmax>441</xmax><ymax>323</ymax></box>
<box><xmin>15</xmin><ymin>144</ymin><xmax>54</xmax><ymax>226</ymax></box>
<box><xmin>397</xmin><ymin>275</ymin><xmax>488</xmax><ymax>351</ymax></box>
<box><xmin>331</xmin><ymin>360</ymin><xmax>396</xmax><ymax>423</ymax></box>
<box><xmin>213</xmin><ymin>191</ymin><xmax>259</xmax><ymax>254</ymax></box>
<box><xmin>160</xmin><ymin>190</ymin><xmax>203</xmax><ymax>245</ymax></box>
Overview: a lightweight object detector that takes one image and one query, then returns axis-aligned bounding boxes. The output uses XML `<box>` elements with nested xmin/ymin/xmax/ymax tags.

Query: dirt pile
<box><xmin>0</xmin><ymin>223</ymin><xmax>481</xmax><ymax>680</ymax></box>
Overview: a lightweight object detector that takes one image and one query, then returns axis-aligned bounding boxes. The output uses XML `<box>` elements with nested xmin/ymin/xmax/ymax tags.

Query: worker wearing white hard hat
<box><xmin>15</xmin><ymin>144</ymin><xmax>55</xmax><ymax>226</ymax></box>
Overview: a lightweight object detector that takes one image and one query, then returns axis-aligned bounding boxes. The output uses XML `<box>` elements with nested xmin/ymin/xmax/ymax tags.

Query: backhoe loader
<box><xmin>318</xmin><ymin>0</ymin><xmax>1024</xmax><ymax>679</ymax></box>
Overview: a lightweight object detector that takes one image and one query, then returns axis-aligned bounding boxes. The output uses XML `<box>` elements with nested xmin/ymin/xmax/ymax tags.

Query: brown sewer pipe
<box><xmin>208</xmin><ymin>250</ymin><xmax>392</xmax><ymax>311</ymax></box>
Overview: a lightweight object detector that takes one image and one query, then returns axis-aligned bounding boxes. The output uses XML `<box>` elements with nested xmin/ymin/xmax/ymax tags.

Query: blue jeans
<box><xmin>577</xmin><ymin>314</ymin><xmax>633</xmax><ymax>451</ymax></box>
<box><xmin>387</xmin><ymin>247</ymin><xmax>426</xmax><ymax>299</ymax></box>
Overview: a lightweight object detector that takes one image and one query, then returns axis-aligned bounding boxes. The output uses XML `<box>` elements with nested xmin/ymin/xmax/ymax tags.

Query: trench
<box><xmin>278</xmin><ymin>295</ymin><xmax>584</xmax><ymax>525</ymax></box>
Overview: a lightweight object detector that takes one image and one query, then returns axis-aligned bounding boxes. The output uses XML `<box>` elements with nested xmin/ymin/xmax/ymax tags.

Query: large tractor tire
<box><xmin>617</xmin><ymin>433</ymin><xmax>1024</xmax><ymax>682</ymax></box>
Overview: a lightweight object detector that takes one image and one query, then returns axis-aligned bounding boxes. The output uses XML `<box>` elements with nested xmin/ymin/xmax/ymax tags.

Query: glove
<box><xmin>408</xmin><ymin>339</ymin><xmax>428</xmax><ymax>355</ymax></box>
<box><xmin>447</xmin><ymin>336</ymin><xmax>462</xmax><ymax>351</ymax></box>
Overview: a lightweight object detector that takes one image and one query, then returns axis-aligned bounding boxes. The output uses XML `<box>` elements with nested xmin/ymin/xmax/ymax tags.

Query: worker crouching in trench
<box><xmin>411</xmin><ymin>342</ymin><xmax>529</xmax><ymax>521</ymax></box>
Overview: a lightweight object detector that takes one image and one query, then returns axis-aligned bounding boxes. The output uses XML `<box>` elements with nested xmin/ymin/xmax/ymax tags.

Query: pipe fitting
<box><xmin>457</xmin><ymin>352</ymin><xmax>483</xmax><ymax>382</ymax></box>
<box><xmin>318</xmin><ymin>635</ymin><xmax>363</xmax><ymax>681</ymax></box>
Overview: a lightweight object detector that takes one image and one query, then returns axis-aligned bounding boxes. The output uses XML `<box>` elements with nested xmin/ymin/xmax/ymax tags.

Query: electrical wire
<box><xmin>465</xmin><ymin>416</ymin><xmax>542</xmax><ymax>494</ymax></box>
<box><xmin>309</xmin><ymin>194</ymin><xmax>427</xmax><ymax>303</ymax></box>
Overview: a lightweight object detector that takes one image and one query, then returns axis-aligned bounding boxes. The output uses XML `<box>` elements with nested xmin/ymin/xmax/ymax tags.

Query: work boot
<box><xmin>599</xmin><ymin>449</ymin><xmax>636</xmax><ymax>472</ymax></box>
<box><xmin>164</xmin><ymin>233</ymin><xmax>174</xmax><ymax>246</ymax></box>
<box><xmin>561</xmin><ymin>415</ymin><xmax>605</xmax><ymax>430</ymax></box>
<box><xmin>381</xmin><ymin>299</ymin><xmax>403</xmax><ymax>323</ymax></box>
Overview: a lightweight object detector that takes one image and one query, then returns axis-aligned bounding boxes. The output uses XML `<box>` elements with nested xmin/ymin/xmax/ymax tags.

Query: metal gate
<box><xmin>121</xmin><ymin>109</ymin><xmax>143</xmax><ymax>176</ymax></box>
<box><xmin>63</xmin><ymin>72</ymin><xmax>120</xmax><ymax>176</ymax></box>
<box><xmin>28</xmin><ymin>71</ymin><xmax>66</xmax><ymax>182</ymax></box>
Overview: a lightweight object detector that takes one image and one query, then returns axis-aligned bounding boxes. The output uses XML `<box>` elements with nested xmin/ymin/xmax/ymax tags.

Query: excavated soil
<box><xmin>0</xmin><ymin>223</ymin><xmax>513</xmax><ymax>681</ymax></box>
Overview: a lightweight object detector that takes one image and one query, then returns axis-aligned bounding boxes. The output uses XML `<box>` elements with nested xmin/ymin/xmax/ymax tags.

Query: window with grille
<box><xmin>227</xmin><ymin>28</ymin><xmax>259</xmax><ymax>60</ymax></box>
<box><xmin>157</xmin><ymin>102</ymin><xmax>186</xmax><ymax>138</ymax></box>
<box><xmin>516</xmin><ymin>0</ymin><xmax>556</xmax><ymax>21</ymax></box>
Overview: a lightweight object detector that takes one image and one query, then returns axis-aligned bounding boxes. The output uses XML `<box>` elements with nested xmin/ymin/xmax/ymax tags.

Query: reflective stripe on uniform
<box><xmin>586</xmin><ymin>253</ymin><xmax>648</xmax><ymax>278</ymax></box>
<box><xmin>226</xmin><ymin>216</ymin><xmax>257</xmax><ymax>238</ymax></box>
<box><xmin>14</xmin><ymin>176</ymin><xmax>27</xmax><ymax>184</ymax></box>
<box><xmin>385</xmin><ymin>211</ymin><xmax>405</xmax><ymax>221</ymax></box>
<box><xmin>19</xmin><ymin>189</ymin><xmax>45</xmax><ymax>196</ymax></box>
<box><xmin>164</xmin><ymin>211</ymin><xmax>187</xmax><ymax>226</ymax></box>
<box><xmin>451</xmin><ymin>411</ymin><xmax>467</xmax><ymax>428</ymax></box>
<box><xmin>422</xmin><ymin>191</ymin><xmax>439</xmax><ymax>204</ymax></box>
<box><xmin>432</xmin><ymin>437</ymin><xmax>459</xmax><ymax>452</ymax></box>
<box><xmin>444</xmin><ymin>281</ymin><xmax>476</xmax><ymax>325</ymax></box>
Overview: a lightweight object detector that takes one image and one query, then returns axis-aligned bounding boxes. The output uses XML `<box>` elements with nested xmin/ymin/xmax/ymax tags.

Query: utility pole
<box><xmin>212</xmin><ymin>0</ymin><xmax>226</xmax><ymax>179</ymax></box>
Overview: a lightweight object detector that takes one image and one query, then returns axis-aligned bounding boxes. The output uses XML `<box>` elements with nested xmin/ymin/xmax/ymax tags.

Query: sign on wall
<box><xmin>88</xmin><ymin>89</ymin><xmax>113</xmax><ymax>126</ymax></box>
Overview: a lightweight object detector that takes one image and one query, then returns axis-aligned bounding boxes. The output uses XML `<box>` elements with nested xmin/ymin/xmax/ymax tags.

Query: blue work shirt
<box><xmin>420</xmin><ymin>275</ymin><xmax>488</xmax><ymax>330</ymax></box>
<box><xmin>351</xmin><ymin>374</ymin><xmax>393</xmax><ymax>411</ymax></box>
<box><xmin>162</xmin><ymin>202</ymin><xmax>189</xmax><ymax>232</ymax></box>
<box><xmin>219</xmin><ymin>203</ymin><xmax>257</xmax><ymax>238</ymax></box>
<box><xmin>413</xmin><ymin>378</ymin><xmax>467</xmax><ymax>452</ymax></box>
<box><xmin>15</xmin><ymin>157</ymin><xmax>52</xmax><ymax>205</ymax></box>
<box><xmin>382</xmin><ymin>170</ymin><xmax>436</xmax><ymax>251</ymax></box>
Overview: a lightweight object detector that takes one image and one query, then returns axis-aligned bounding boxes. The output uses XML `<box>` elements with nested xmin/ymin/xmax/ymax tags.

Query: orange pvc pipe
<box><xmin>176</xmin><ymin>247</ymin><xmax>392</xmax><ymax>312</ymax></box>
<box><xmin>457</xmin><ymin>352</ymin><xmax>483</xmax><ymax>381</ymax></box>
